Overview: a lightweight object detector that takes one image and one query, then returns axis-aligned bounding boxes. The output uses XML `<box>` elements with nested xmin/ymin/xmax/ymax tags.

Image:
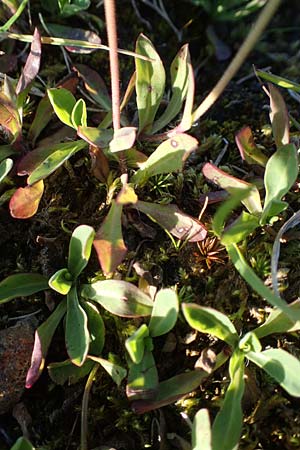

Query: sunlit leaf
<box><xmin>212</xmin><ymin>350</ymin><xmax>245</xmax><ymax>450</ymax></box>
<box><xmin>10</xmin><ymin>436</ymin><xmax>35</xmax><ymax>450</ymax></box>
<box><xmin>46</xmin><ymin>23</ymin><xmax>100</xmax><ymax>53</ymax></box>
<box><xmin>26</xmin><ymin>300</ymin><xmax>67</xmax><ymax>387</ymax></box>
<box><xmin>133</xmin><ymin>200</ymin><xmax>207</xmax><ymax>242</ymax></box>
<box><xmin>74</xmin><ymin>64</ymin><xmax>111</xmax><ymax>111</ymax></box>
<box><xmin>0</xmin><ymin>91</ymin><xmax>21</xmax><ymax>141</ymax></box>
<box><xmin>149</xmin><ymin>289</ymin><xmax>179</xmax><ymax>337</ymax></box>
<box><xmin>254</xmin><ymin>300</ymin><xmax>300</xmax><ymax>339</ymax></box>
<box><xmin>48</xmin><ymin>358</ymin><xmax>95</xmax><ymax>385</ymax></box>
<box><xmin>81</xmin><ymin>280</ymin><xmax>153</xmax><ymax>318</ymax></box>
<box><xmin>177</xmin><ymin>52</ymin><xmax>195</xmax><ymax>133</ymax></box>
<box><xmin>68</xmin><ymin>224</ymin><xmax>95</xmax><ymax>279</ymax></box>
<box><xmin>48</xmin><ymin>268</ymin><xmax>73</xmax><ymax>295</ymax></box>
<box><xmin>71</xmin><ymin>98</ymin><xmax>87</xmax><ymax>128</ymax></box>
<box><xmin>221</xmin><ymin>211</ymin><xmax>259</xmax><ymax>245</ymax></box>
<box><xmin>9</xmin><ymin>180</ymin><xmax>44</xmax><ymax>219</ymax></box>
<box><xmin>0</xmin><ymin>272</ymin><xmax>48</xmax><ymax>304</ymax></box>
<box><xmin>88</xmin><ymin>355</ymin><xmax>127</xmax><ymax>386</ymax></box>
<box><xmin>255</xmin><ymin>69</ymin><xmax>300</xmax><ymax>93</ymax></box>
<box><xmin>47</xmin><ymin>88</ymin><xmax>76</xmax><ymax>128</ymax></box>
<box><xmin>267</xmin><ymin>83</ymin><xmax>289</xmax><ymax>149</ymax></box>
<box><xmin>109</xmin><ymin>127</ymin><xmax>137</xmax><ymax>153</ymax></box>
<box><xmin>261</xmin><ymin>143</ymin><xmax>298</xmax><ymax>224</ymax></box>
<box><xmin>126</xmin><ymin>349</ymin><xmax>158</xmax><ymax>400</ymax></box>
<box><xmin>66</xmin><ymin>287</ymin><xmax>89</xmax><ymax>366</ymax></box>
<box><xmin>125</xmin><ymin>323</ymin><xmax>149</xmax><ymax>364</ymax></box>
<box><xmin>132</xmin><ymin>134</ymin><xmax>198</xmax><ymax>185</ymax></box>
<box><xmin>77</xmin><ymin>126</ymin><xmax>113</xmax><ymax>148</ymax></box>
<box><xmin>247</xmin><ymin>348</ymin><xmax>300</xmax><ymax>397</ymax></box>
<box><xmin>135</xmin><ymin>33</ymin><xmax>165</xmax><ymax>134</ymax></box>
<box><xmin>235</xmin><ymin>126</ymin><xmax>268</xmax><ymax>167</ymax></box>
<box><xmin>0</xmin><ymin>157</ymin><xmax>13</xmax><ymax>182</ymax></box>
<box><xmin>16</xmin><ymin>27</ymin><xmax>41</xmax><ymax>95</ymax></box>
<box><xmin>192</xmin><ymin>409</ymin><xmax>212</xmax><ymax>450</ymax></box>
<box><xmin>182</xmin><ymin>303</ymin><xmax>239</xmax><ymax>347</ymax></box>
<box><xmin>93</xmin><ymin>201</ymin><xmax>127</xmax><ymax>276</ymax></box>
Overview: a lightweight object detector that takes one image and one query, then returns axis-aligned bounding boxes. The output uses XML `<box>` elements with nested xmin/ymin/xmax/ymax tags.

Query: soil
<box><xmin>1</xmin><ymin>1</ymin><xmax>300</xmax><ymax>449</ymax></box>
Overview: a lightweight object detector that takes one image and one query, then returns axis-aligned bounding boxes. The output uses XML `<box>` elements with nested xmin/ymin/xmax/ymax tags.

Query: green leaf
<box><xmin>68</xmin><ymin>224</ymin><xmax>95</xmax><ymax>279</ymax></box>
<box><xmin>66</xmin><ymin>287</ymin><xmax>89</xmax><ymax>366</ymax></box>
<box><xmin>77</xmin><ymin>126</ymin><xmax>113</xmax><ymax>148</ymax></box>
<box><xmin>48</xmin><ymin>268</ymin><xmax>73</xmax><ymax>295</ymax></box>
<box><xmin>255</xmin><ymin>69</ymin><xmax>300</xmax><ymax>93</ymax></box>
<box><xmin>203</xmin><ymin>163</ymin><xmax>262</xmax><ymax>215</ymax></box>
<box><xmin>254</xmin><ymin>300</ymin><xmax>300</xmax><ymax>339</ymax></box>
<box><xmin>71</xmin><ymin>98</ymin><xmax>87</xmax><ymax>128</ymax></box>
<box><xmin>126</xmin><ymin>349</ymin><xmax>159</xmax><ymax>400</ymax></box>
<box><xmin>47</xmin><ymin>88</ymin><xmax>76</xmax><ymax>128</ymax></box>
<box><xmin>235</xmin><ymin>126</ymin><xmax>268</xmax><ymax>167</ymax></box>
<box><xmin>268</xmin><ymin>83</ymin><xmax>289</xmax><ymax>149</ymax></box>
<box><xmin>109</xmin><ymin>127</ymin><xmax>137</xmax><ymax>153</ymax></box>
<box><xmin>10</xmin><ymin>437</ymin><xmax>35</xmax><ymax>450</ymax></box>
<box><xmin>93</xmin><ymin>201</ymin><xmax>127</xmax><ymax>276</ymax></box>
<box><xmin>239</xmin><ymin>331</ymin><xmax>262</xmax><ymax>354</ymax></box>
<box><xmin>247</xmin><ymin>348</ymin><xmax>300</xmax><ymax>397</ymax></box>
<box><xmin>135</xmin><ymin>33</ymin><xmax>165</xmax><ymax>134</ymax></box>
<box><xmin>226</xmin><ymin>244</ymin><xmax>296</xmax><ymax>320</ymax></box>
<box><xmin>48</xmin><ymin>358</ymin><xmax>95</xmax><ymax>385</ymax></box>
<box><xmin>261</xmin><ymin>143</ymin><xmax>298</xmax><ymax>224</ymax></box>
<box><xmin>0</xmin><ymin>157</ymin><xmax>13</xmax><ymax>182</ymax></box>
<box><xmin>0</xmin><ymin>145</ymin><xmax>16</xmax><ymax>163</ymax></box>
<box><xmin>177</xmin><ymin>53</ymin><xmax>195</xmax><ymax>133</ymax></box>
<box><xmin>125</xmin><ymin>323</ymin><xmax>149</xmax><ymax>364</ymax></box>
<box><xmin>26</xmin><ymin>300</ymin><xmax>67</xmax><ymax>387</ymax></box>
<box><xmin>28</xmin><ymin>95</ymin><xmax>53</xmax><ymax>145</ymax></box>
<box><xmin>88</xmin><ymin>355</ymin><xmax>127</xmax><ymax>386</ymax></box>
<box><xmin>0</xmin><ymin>273</ymin><xmax>48</xmax><ymax>304</ymax></box>
<box><xmin>133</xmin><ymin>200</ymin><xmax>207</xmax><ymax>242</ymax></box>
<box><xmin>81</xmin><ymin>301</ymin><xmax>105</xmax><ymax>356</ymax></box>
<box><xmin>132</xmin><ymin>134</ymin><xmax>198</xmax><ymax>186</ymax></box>
<box><xmin>148</xmin><ymin>289</ymin><xmax>179</xmax><ymax>337</ymax></box>
<box><xmin>81</xmin><ymin>280</ymin><xmax>153</xmax><ymax>318</ymax></box>
<box><xmin>192</xmin><ymin>409</ymin><xmax>212</xmax><ymax>450</ymax></box>
<box><xmin>27</xmin><ymin>140</ymin><xmax>87</xmax><ymax>185</ymax></box>
<box><xmin>212</xmin><ymin>350</ymin><xmax>245</xmax><ymax>450</ymax></box>
<box><xmin>152</xmin><ymin>44</ymin><xmax>189</xmax><ymax>134</ymax></box>
<box><xmin>182</xmin><ymin>303</ymin><xmax>239</xmax><ymax>347</ymax></box>
<box><xmin>221</xmin><ymin>211</ymin><xmax>259</xmax><ymax>245</ymax></box>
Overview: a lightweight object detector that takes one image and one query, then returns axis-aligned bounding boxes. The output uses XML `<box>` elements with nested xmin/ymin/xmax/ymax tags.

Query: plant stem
<box><xmin>192</xmin><ymin>0</ymin><xmax>282</xmax><ymax>122</ymax></box>
<box><xmin>104</xmin><ymin>0</ymin><xmax>127</xmax><ymax>173</ymax></box>
<box><xmin>81</xmin><ymin>364</ymin><xmax>100</xmax><ymax>450</ymax></box>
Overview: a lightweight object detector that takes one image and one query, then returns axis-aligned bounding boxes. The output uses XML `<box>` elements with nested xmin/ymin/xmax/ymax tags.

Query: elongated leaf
<box><xmin>27</xmin><ymin>140</ymin><xmax>87</xmax><ymax>184</ymax></box>
<box><xmin>202</xmin><ymin>163</ymin><xmax>262</xmax><ymax>215</ymax></box>
<box><xmin>148</xmin><ymin>289</ymin><xmax>179</xmax><ymax>337</ymax></box>
<box><xmin>125</xmin><ymin>323</ymin><xmax>149</xmax><ymax>364</ymax></box>
<box><xmin>135</xmin><ymin>33</ymin><xmax>165</xmax><ymax>134</ymax></box>
<box><xmin>109</xmin><ymin>127</ymin><xmax>137</xmax><ymax>153</ymax></box>
<box><xmin>255</xmin><ymin>69</ymin><xmax>300</xmax><ymax>93</ymax></box>
<box><xmin>47</xmin><ymin>88</ymin><xmax>76</xmax><ymax>128</ymax></box>
<box><xmin>74</xmin><ymin>64</ymin><xmax>111</xmax><ymax>111</ymax></box>
<box><xmin>261</xmin><ymin>143</ymin><xmax>298</xmax><ymax>224</ymax></box>
<box><xmin>46</xmin><ymin>23</ymin><xmax>100</xmax><ymax>53</ymax></box>
<box><xmin>68</xmin><ymin>224</ymin><xmax>95</xmax><ymax>279</ymax></box>
<box><xmin>126</xmin><ymin>349</ymin><xmax>159</xmax><ymax>400</ymax></box>
<box><xmin>77</xmin><ymin>126</ymin><xmax>113</xmax><ymax>148</ymax></box>
<box><xmin>81</xmin><ymin>301</ymin><xmax>105</xmax><ymax>356</ymax></box>
<box><xmin>182</xmin><ymin>303</ymin><xmax>239</xmax><ymax>347</ymax></box>
<box><xmin>235</xmin><ymin>126</ymin><xmax>268</xmax><ymax>167</ymax></box>
<box><xmin>10</xmin><ymin>437</ymin><xmax>35</xmax><ymax>450</ymax></box>
<box><xmin>71</xmin><ymin>98</ymin><xmax>87</xmax><ymax>128</ymax></box>
<box><xmin>16</xmin><ymin>28</ymin><xmax>41</xmax><ymax>95</ymax></box>
<box><xmin>93</xmin><ymin>201</ymin><xmax>127</xmax><ymax>276</ymax></box>
<box><xmin>132</xmin><ymin>134</ymin><xmax>198</xmax><ymax>186</ymax></box>
<box><xmin>152</xmin><ymin>45</ymin><xmax>189</xmax><ymax>134</ymax></box>
<box><xmin>0</xmin><ymin>157</ymin><xmax>12</xmax><ymax>182</ymax></box>
<box><xmin>177</xmin><ymin>52</ymin><xmax>195</xmax><ymax>133</ymax></box>
<box><xmin>0</xmin><ymin>273</ymin><xmax>48</xmax><ymax>304</ymax></box>
<box><xmin>247</xmin><ymin>348</ymin><xmax>300</xmax><ymax>397</ymax></box>
<box><xmin>0</xmin><ymin>145</ymin><xmax>16</xmax><ymax>163</ymax></box>
<box><xmin>81</xmin><ymin>280</ymin><xmax>153</xmax><ymax>318</ymax></box>
<box><xmin>267</xmin><ymin>83</ymin><xmax>289</xmax><ymax>149</ymax></box>
<box><xmin>227</xmin><ymin>244</ymin><xmax>297</xmax><ymax>321</ymax></box>
<box><xmin>48</xmin><ymin>358</ymin><xmax>95</xmax><ymax>385</ymax></box>
<box><xmin>192</xmin><ymin>409</ymin><xmax>212</xmax><ymax>450</ymax></box>
<box><xmin>88</xmin><ymin>355</ymin><xmax>127</xmax><ymax>386</ymax></box>
<box><xmin>0</xmin><ymin>91</ymin><xmax>21</xmax><ymax>141</ymax></box>
<box><xmin>133</xmin><ymin>200</ymin><xmax>207</xmax><ymax>242</ymax></box>
<box><xmin>221</xmin><ymin>211</ymin><xmax>259</xmax><ymax>245</ymax></box>
<box><xmin>66</xmin><ymin>287</ymin><xmax>89</xmax><ymax>366</ymax></box>
<box><xmin>26</xmin><ymin>299</ymin><xmax>67</xmax><ymax>387</ymax></box>
<box><xmin>212</xmin><ymin>350</ymin><xmax>245</xmax><ymax>450</ymax></box>
<box><xmin>9</xmin><ymin>180</ymin><xmax>44</xmax><ymax>219</ymax></box>
<box><xmin>254</xmin><ymin>300</ymin><xmax>300</xmax><ymax>339</ymax></box>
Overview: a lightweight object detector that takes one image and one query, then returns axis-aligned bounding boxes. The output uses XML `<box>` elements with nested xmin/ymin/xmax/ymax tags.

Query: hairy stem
<box><xmin>192</xmin><ymin>0</ymin><xmax>282</xmax><ymax>122</ymax></box>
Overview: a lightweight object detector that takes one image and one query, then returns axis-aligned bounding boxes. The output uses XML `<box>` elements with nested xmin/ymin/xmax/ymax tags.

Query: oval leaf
<box><xmin>0</xmin><ymin>157</ymin><xmax>13</xmax><ymax>182</ymax></box>
<box><xmin>9</xmin><ymin>180</ymin><xmax>44</xmax><ymax>219</ymax></box>
<box><xmin>235</xmin><ymin>126</ymin><xmax>268</xmax><ymax>167</ymax></box>
<box><xmin>81</xmin><ymin>280</ymin><xmax>153</xmax><ymax>318</ymax></box>
<box><xmin>48</xmin><ymin>88</ymin><xmax>76</xmax><ymax>128</ymax></box>
<box><xmin>48</xmin><ymin>358</ymin><xmax>95</xmax><ymax>385</ymax></box>
<box><xmin>66</xmin><ymin>287</ymin><xmax>89</xmax><ymax>366</ymax></box>
<box><xmin>68</xmin><ymin>224</ymin><xmax>95</xmax><ymax>279</ymax></box>
<box><xmin>109</xmin><ymin>127</ymin><xmax>137</xmax><ymax>153</ymax></box>
<box><xmin>71</xmin><ymin>98</ymin><xmax>87</xmax><ymax>128</ymax></box>
<box><xmin>149</xmin><ymin>289</ymin><xmax>179</xmax><ymax>337</ymax></box>
<box><xmin>48</xmin><ymin>268</ymin><xmax>73</xmax><ymax>295</ymax></box>
<box><xmin>192</xmin><ymin>409</ymin><xmax>212</xmax><ymax>450</ymax></box>
<box><xmin>88</xmin><ymin>355</ymin><xmax>127</xmax><ymax>386</ymax></box>
<box><xmin>10</xmin><ymin>437</ymin><xmax>35</xmax><ymax>450</ymax></box>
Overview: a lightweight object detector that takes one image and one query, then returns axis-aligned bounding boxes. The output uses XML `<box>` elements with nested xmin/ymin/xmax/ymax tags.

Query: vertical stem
<box><xmin>81</xmin><ymin>364</ymin><xmax>100</xmax><ymax>450</ymax></box>
<box><xmin>104</xmin><ymin>0</ymin><xmax>127</xmax><ymax>173</ymax></box>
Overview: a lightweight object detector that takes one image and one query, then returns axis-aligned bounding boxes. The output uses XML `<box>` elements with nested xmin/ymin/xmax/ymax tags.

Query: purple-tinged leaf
<box><xmin>9</xmin><ymin>180</ymin><xmax>44</xmax><ymax>219</ymax></box>
<box><xmin>16</xmin><ymin>28</ymin><xmax>41</xmax><ymax>96</ymax></box>
<box><xmin>266</xmin><ymin>83</ymin><xmax>289</xmax><ymax>148</ymax></box>
<box><xmin>110</xmin><ymin>127</ymin><xmax>137</xmax><ymax>153</ymax></box>
<box><xmin>26</xmin><ymin>299</ymin><xmax>67</xmax><ymax>388</ymax></box>
<box><xmin>46</xmin><ymin>23</ymin><xmax>101</xmax><ymax>54</ymax></box>
<box><xmin>133</xmin><ymin>200</ymin><xmax>207</xmax><ymax>242</ymax></box>
<box><xmin>235</xmin><ymin>126</ymin><xmax>268</xmax><ymax>167</ymax></box>
<box><xmin>93</xmin><ymin>200</ymin><xmax>127</xmax><ymax>276</ymax></box>
<box><xmin>74</xmin><ymin>64</ymin><xmax>111</xmax><ymax>111</ymax></box>
<box><xmin>0</xmin><ymin>54</ymin><xmax>18</xmax><ymax>74</ymax></box>
<box><xmin>202</xmin><ymin>163</ymin><xmax>262</xmax><ymax>215</ymax></box>
<box><xmin>0</xmin><ymin>92</ymin><xmax>21</xmax><ymax>142</ymax></box>
<box><xmin>89</xmin><ymin>145</ymin><xmax>110</xmax><ymax>182</ymax></box>
<box><xmin>126</xmin><ymin>349</ymin><xmax>158</xmax><ymax>401</ymax></box>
